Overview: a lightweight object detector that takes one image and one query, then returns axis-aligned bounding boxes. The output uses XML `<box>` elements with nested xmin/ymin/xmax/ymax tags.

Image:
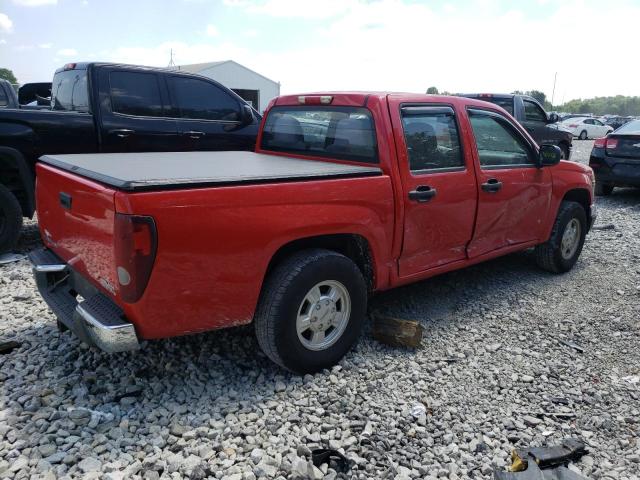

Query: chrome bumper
<box><xmin>28</xmin><ymin>248</ymin><xmax>139</xmax><ymax>353</ymax></box>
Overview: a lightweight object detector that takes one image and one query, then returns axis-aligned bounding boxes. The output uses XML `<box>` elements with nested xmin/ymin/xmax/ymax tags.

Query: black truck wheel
<box><xmin>0</xmin><ymin>184</ymin><xmax>23</xmax><ymax>253</ymax></box>
<box><xmin>594</xmin><ymin>181</ymin><xmax>614</xmax><ymax>196</ymax></box>
<box><xmin>559</xmin><ymin>143</ymin><xmax>570</xmax><ymax>160</ymax></box>
<box><xmin>535</xmin><ymin>201</ymin><xmax>587</xmax><ymax>273</ymax></box>
<box><xmin>254</xmin><ymin>249</ymin><xmax>367</xmax><ymax>374</ymax></box>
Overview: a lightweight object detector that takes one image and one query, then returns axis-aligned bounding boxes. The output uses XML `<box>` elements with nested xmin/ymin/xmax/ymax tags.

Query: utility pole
<box><xmin>551</xmin><ymin>72</ymin><xmax>557</xmax><ymax>108</ymax></box>
<box><xmin>168</xmin><ymin>48</ymin><xmax>175</xmax><ymax>68</ymax></box>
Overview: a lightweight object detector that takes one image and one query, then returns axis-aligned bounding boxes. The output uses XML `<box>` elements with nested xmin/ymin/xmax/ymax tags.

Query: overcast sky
<box><xmin>1</xmin><ymin>0</ymin><xmax>638</xmax><ymax>103</ymax></box>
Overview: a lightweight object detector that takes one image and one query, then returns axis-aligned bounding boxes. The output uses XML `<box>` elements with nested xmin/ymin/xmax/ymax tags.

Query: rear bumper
<box><xmin>29</xmin><ymin>248</ymin><xmax>139</xmax><ymax>353</ymax></box>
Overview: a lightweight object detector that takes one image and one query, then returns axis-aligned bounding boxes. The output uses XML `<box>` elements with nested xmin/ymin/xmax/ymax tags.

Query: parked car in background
<box><xmin>30</xmin><ymin>92</ymin><xmax>595</xmax><ymax>373</ymax></box>
<box><xmin>589</xmin><ymin>119</ymin><xmax>640</xmax><ymax>195</ymax></box>
<box><xmin>0</xmin><ymin>62</ymin><xmax>261</xmax><ymax>252</ymax></box>
<box><xmin>561</xmin><ymin>117</ymin><xmax>613</xmax><ymax>140</ymax></box>
<box><xmin>559</xmin><ymin>113</ymin><xmax>593</xmax><ymax>122</ymax></box>
<box><xmin>604</xmin><ymin>116</ymin><xmax>634</xmax><ymax>131</ymax></box>
<box><xmin>0</xmin><ymin>79</ymin><xmax>19</xmax><ymax>109</ymax></box>
<box><xmin>456</xmin><ymin>93</ymin><xmax>574</xmax><ymax>159</ymax></box>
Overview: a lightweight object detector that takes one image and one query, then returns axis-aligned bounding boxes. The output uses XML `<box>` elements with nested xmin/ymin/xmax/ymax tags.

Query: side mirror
<box><xmin>539</xmin><ymin>144</ymin><xmax>562</xmax><ymax>167</ymax></box>
<box><xmin>547</xmin><ymin>112</ymin><xmax>559</xmax><ymax>123</ymax></box>
<box><xmin>240</xmin><ymin>104</ymin><xmax>254</xmax><ymax>125</ymax></box>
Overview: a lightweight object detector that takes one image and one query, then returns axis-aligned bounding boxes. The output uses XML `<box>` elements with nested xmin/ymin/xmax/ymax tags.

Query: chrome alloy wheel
<box><xmin>560</xmin><ymin>218</ymin><xmax>581</xmax><ymax>260</ymax></box>
<box><xmin>296</xmin><ymin>280</ymin><xmax>351</xmax><ymax>351</ymax></box>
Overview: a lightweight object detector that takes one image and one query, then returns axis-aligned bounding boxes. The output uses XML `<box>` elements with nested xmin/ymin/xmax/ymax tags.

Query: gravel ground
<box><xmin>1</xmin><ymin>140</ymin><xmax>639</xmax><ymax>480</ymax></box>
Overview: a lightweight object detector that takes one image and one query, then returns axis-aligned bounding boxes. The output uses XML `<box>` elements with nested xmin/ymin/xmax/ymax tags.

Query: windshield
<box><xmin>260</xmin><ymin>106</ymin><xmax>378</xmax><ymax>163</ymax></box>
<box><xmin>51</xmin><ymin>69</ymin><xmax>89</xmax><ymax>113</ymax></box>
<box><xmin>615</xmin><ymin>120</ymin><xmax>640</xmax><ymax>134</ymax></box>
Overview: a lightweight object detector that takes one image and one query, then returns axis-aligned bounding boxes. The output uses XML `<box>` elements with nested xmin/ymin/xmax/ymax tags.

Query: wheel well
<box><xmin>562</xmin><ymin>188</ymin><xmax>592</xmax><ymax>227</ymax></box>
<box><xmin>266</xmin><ymin>234</ymin><xmax>375</xmax><ymax>292</ymax></box>
<box><xmin>0</xmin><ymin>150</ymin><xmax>34</xmax><ymax>218</ymax></box>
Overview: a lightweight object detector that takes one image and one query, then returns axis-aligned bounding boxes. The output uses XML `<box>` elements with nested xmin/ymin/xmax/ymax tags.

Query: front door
<box><xmin>521</xmin><ymin>98</ymin><xmax>549</xmax><ymax>145</ymax></box>
<box><xmin>168</xmin><ymin>75</ymin><xmax>258</xmax><ymax>152</ymax></box>
<box><xmin>466</xmin><ymin>108</ymin><xmax>552</xmax><ymax>258</ymax></box>
<box><xmin>390</xmin><ymin>102</ymin><xmax>478</xmax><ymax>277</ymax></box>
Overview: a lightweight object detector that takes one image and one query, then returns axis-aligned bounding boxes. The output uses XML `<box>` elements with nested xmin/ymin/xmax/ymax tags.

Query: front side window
<box><xmin>469</xmin><ymin>110</ymin><xmax>534</xmax><ymax>167</ymax></box>
<box><xmin>401</xmin><ymin>106</ymin><xmax>464</xmax><ymax>172</ymax></box>
<box><xmin>51</xmin><ymin>69</ymin><xmax>89</xmax><ymax>113</ymax></box>
<box><xmin>261</xmin><ymin>106</ymin><xmax>378</xmax><ymax>163</ymax></box>
<box><xmin>171</xmin><ymin>77</ymin><xmax>240</xmax><ymax>121</ymax></box>
<box><xmin>523</xmin><ymin>100</ymin><xmax>547</xmax><ymax>122</ymax></box>
<box><xmin>110</xmin><ymin>71</ymin><xmax>163</xmax><ymax>117</ymax></box>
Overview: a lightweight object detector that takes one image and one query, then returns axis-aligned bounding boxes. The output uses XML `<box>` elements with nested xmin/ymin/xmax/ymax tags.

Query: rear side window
<box><xmin>469</xmin><ymin>110</ymin><xmax>534</xmax><ymax>167</ymax></box>
<box><xmin>171</xmin><ymin>76</ymin><xmax>241</xmax><ymax>121</ymax></box>
<box><xmin>51</xmin><ymin>69</ymin><xmax>89</xmax><ymax>113</ymax></box>
<box><xmin>481</xmin><ymin>97</ymin><xmax>514</xmax><ymax>115</ymax></box>
<box><xmin>110</xmin><ymin>71</ymin><xmax>163</xmax><ymax>117</ymax></box>
<box><xmin>261</xmin><ymin>106</ymin><xmax>378</xmax><ymax>163</ymax></box>
<box><xmin>523</xmin><ymin>100</ymin><xmax>547</xmax><ymax>122</ymax></box>
<box><xmin>401</xmin><ymin>106</ymin><xmax>463</xmax><ymax>172</ymax></box>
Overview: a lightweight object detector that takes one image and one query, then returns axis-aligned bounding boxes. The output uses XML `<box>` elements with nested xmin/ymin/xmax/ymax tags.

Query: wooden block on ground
<box><xmin>372</xmin><ymin>314</ymin><xmax>423</xmax><ymax>348</ymax></box>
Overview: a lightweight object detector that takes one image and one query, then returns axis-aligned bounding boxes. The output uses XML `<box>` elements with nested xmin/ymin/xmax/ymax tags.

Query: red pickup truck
<box><xmin>30</xmin><ymin>93</ymin><xmax>596</xmax><ymax>373</ymax></box>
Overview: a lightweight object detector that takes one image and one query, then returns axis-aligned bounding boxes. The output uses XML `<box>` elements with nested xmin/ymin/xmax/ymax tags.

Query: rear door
<box><xmin>168</xmin><ymin>75</ymin><xmax>258</xmax><ymax>151</ymax></box>
<box><xmin>389</xmin><ymin>99</ymin><xmax>478</xmax><ymax>276</ymax></box>
<box><xmin>465</xmin><ymin>108</ymin><xmax>552</xmax><ymax>258</ymax></box>
<box><xmin>521</xmin><ymin>98</ymin><xmax>548</xmax><ymax>145</ymax></box>
<box><xmin>97</xmin><ymin>68</ymin><xmax>181</xmax><ymax>152</ymax></box>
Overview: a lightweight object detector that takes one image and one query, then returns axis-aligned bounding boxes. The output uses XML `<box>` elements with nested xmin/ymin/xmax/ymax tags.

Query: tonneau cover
<box><xmin>39</xmin><ymin>151</ymin><xmax>382</xmax><ymax>191</ymax></box>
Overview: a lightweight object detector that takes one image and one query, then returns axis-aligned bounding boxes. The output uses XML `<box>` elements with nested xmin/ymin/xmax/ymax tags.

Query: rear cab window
<box><xmin>479</xmin><ymin>97</ymin><xmax>514</xmax><ymax>116</ymax></box>
<box><xmin>51</xmin><ymin>69</ymin><xmax>89</xmax><ymax>113</ymax></box>
<box><xmin>260</xmin><ymin>106</ymin><xmax>378</xmax><ymax>163</ymax></box>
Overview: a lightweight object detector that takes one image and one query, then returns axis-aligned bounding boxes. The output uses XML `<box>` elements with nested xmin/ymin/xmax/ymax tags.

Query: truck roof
<box><xmin>39</xmin><ymin>151</ymin><xmax>382</xmax><ymax>192</ymax></box>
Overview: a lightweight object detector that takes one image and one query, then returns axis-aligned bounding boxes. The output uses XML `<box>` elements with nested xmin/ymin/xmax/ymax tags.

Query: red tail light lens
<box><xmin>606</xmin><ymin>138</ymin><xmax>618</xmax><ymax>149</ymax></box>
<box><xmin>593</xmin><ymin>138</ymin><xmax>606</xmax><ymax>148</ymax></box>
<box><xmin>568</xmin><ymin>124</ymin><xmax>578</xmax><ymax>128</ymax></box>
<box><xmin>114</xmin><ymin>214</ymin><xmax>157</xmax><ymax>303</ymax></box>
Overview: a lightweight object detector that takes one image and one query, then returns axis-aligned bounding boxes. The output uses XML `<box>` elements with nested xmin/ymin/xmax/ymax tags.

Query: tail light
<box><xmin>568</xmin><ymin>124</ymin><xmax>578</xmax><ymax>128</ymax></box>
<box><xmin>593</xmin><ymin>138</ymin><xmax>606</xmax><ymax>148</ymax></box>
<box><xmin>606</xmin><ymin>138</ymin><xmax>618</xmax><ymax>149</ymax></box>
<box><xmin>114</xmin><ymin>214</ymin><xmax>157</xmax><ymax>303</ymax></box>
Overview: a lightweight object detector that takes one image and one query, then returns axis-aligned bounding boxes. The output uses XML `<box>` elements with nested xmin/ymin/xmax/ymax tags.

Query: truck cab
<box><xmin>31</xmin><ymin>92</ymin><xmax>595</xmax><ymax>373</ymax></box>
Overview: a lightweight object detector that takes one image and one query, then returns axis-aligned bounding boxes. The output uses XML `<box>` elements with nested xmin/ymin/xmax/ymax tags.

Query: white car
<box><xmin>561</xmin><ymin>117</ymin><xmax>613</xmax><ymax>140</ymax></box>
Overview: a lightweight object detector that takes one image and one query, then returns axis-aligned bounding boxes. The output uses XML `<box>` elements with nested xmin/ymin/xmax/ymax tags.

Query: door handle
<box><xmin>408</xmin><ymin>185</ymin><xmax>437</xmax><ymax>203</ymax></box>
<box><xmin>183</xmin><ymin>130</ymin><xmax>205</xmax><ymax>139</ymax></box>
<box><xmin>109</xmin><ymin>128</ymin><xmax>135</xmax><ymax>138</ymax></box>
<box><xmin>481</xmin><ymin>178</ymin><xmax>503</xmax><ymax>193</ymax></box>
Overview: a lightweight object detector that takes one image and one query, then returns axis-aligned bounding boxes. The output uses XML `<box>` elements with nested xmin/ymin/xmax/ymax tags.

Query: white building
<box><xmin>176</xmin><ymin>60</ymin><xmax>280</xmax><ymax>112</ymax></box>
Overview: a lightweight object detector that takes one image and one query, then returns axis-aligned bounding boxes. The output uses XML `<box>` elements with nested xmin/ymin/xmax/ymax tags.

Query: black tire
<box><xmin>559</xmin><ymin>143</ymin><xmax>570</xmax><ymax>160</ymax></box>
<box><xmin>594</xmin><ymin>181</ymin><xmax>614</xmax><ymax>196</ymax></box>
<box><xmin>254</xmin><ymin>249</ymin><xmax>367</xmax><ymax>374</ymax></box>
<box><xmin>579</xmin><ymin>130</ymin><xmax>588</xmax><ymax>140</ymax></box>
<box><xmin>0</xmin><ymin>184</ymin><xmax>23</xmax><ymax>253</ymax></box>
<box><xmin>535</xmin><ymin>201</ymin><xmax>587</xmax><ymax>273</ymax></box>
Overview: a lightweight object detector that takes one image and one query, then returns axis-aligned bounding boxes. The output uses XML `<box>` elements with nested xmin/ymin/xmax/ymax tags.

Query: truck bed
<box><xmin>40</xmin><ymin>151</ymin><xmax>382</xmax><ymax>191</ymax></box>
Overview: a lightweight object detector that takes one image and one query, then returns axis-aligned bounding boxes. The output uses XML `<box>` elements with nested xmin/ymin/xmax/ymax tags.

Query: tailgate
<box><xmin>36</xmin><ymin>163</ymin><xmax>118</xmax><ymax>297</ymax></box>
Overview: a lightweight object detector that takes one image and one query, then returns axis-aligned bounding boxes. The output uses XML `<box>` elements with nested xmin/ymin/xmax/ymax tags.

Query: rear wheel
<box><xmin>595</xmin><ymin>181</ymin><xmax>614</xmax><ymax>196</ymax></box>
<box><xmin>579</xmin><ymin>130</ymin><xmax>588</xmax><ymax>140</ymax></box>
<box><xmin>535</xmin><ymin>201</ymin><xmax>587</xmax><ymax>273</ymax></box>
<box><xmin>0</xmin><ymin>184</ymin><xmax>23</xmax><ymax>253</ymax></box>
<box><xmin>254</xmin><ymin>249</ymin><xmax>367</xmax><ymax>374</ymax></box>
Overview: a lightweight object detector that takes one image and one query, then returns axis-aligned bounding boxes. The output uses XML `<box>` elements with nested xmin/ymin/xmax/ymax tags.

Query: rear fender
<box><xmin>0</xmin><ymin>147</ymin><xmax>35</xmax><ymax>217</ymax></box>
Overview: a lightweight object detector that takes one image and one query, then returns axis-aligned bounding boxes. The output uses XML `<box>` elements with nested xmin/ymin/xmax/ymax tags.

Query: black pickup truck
<box><xmin>457</xmin><ymin>93</ymin><xmax>574</xmax><ymax>160</ymax></box>
<box><xmin>0</xmin><ymin>62</ymin><xmax>261</xmax><ymax>252</ymax></box>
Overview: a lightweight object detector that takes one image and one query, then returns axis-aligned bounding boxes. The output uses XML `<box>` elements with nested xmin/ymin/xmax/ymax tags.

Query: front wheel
<box><xmin>0</xmin><ymin>184</ymin><xmax>23</xmax><ymax>253</ymax></box>
<box><xmin>595</xmin><ymin>181</ymin><xmax>614</xmax><ymax>196</ymax></box>
<box><xmin>535</xmin><ymin>201</ymin><xmax>587</xmax><ymax>273</ymax></box>
<box><xmin>559</xmin><ymin>143</ymin><xmax>570</xmax><ymax>160</ymax></box>
<box><xmin>254</xmin><ymin>249</ymin><xmax>367</xmax><ymax>374</ymax></box>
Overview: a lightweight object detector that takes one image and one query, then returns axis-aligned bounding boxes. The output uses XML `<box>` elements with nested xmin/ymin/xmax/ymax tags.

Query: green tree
<box><xmin>0</xmin><ymin>68</ymin><xmax>17</xmax><ymax>84</ymax></box>
<box><xmin>426</xmin><ymin>86</ymin><xmax>439</xmax><ymax>94</ymax></box>
<box><xmin>526</xmin><ymin>90</ymin><xmax>547</xmax><ymax>105</ymax></box>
